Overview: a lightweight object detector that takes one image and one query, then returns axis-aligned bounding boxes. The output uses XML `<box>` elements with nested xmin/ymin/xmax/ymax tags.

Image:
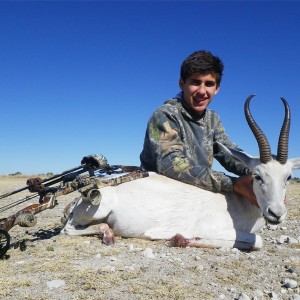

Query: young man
<box><xmin>140</xmin><ymin>50</ymin><xmax>256</xmax><ymax>205</ymax></box>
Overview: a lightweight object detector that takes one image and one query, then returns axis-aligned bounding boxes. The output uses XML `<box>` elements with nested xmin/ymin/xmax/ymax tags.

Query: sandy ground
<box><xmin>0</xmin><ymin>175</ymin><xmax>299</xmax><ymax>300</ymax></box>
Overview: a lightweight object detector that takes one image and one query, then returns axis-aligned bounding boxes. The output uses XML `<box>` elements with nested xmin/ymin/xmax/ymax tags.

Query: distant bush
<box><xmin>47</xmin><ymin>172</ymin><xmax>54</xmax><ymax>178</ymax></box>
<box><xmin>9</xmin><ymin>172</ymin><xmax>22</xmax><ymax>176</ymax></box>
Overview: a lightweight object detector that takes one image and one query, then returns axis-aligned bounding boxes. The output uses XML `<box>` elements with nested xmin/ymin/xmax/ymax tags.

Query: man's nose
<box><xmin>196</xmin><ymin>84</ymin><xmax>206</xmax><ymax>94</ymax></box>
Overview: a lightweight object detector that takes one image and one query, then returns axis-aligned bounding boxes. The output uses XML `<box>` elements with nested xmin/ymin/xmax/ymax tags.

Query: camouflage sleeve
<box><xmin>212</xmin><ymin>117</ymin><xmax>250</xmax><ymax>177</ymax></box>
<box><xmin>141</xmin><ymin>109</ymin><xmax>240</xmax><ymax>193</ymax></box>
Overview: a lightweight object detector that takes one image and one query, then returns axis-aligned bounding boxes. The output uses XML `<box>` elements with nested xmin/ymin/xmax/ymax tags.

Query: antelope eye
<box><xmin>254</xmin><ymin>175</ymin><xmax>262</xmax><ymax>181</ymax></box>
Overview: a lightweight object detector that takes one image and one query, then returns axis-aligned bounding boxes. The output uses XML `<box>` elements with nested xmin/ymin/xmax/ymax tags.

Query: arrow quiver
<box><xmin>0</xmin><ymin>154</ymin><xmax>148</xmax><ymax>258</ymax></box>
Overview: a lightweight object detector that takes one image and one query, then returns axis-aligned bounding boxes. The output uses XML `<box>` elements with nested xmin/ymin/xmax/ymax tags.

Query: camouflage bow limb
<box><xmin>0</xmin><ymin>192</ymin><xmax>57</xmax><ymax>232</ymax></box>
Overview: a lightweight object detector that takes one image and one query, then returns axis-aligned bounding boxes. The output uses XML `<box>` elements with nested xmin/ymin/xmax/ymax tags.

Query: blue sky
<box><xmin>0</xmin><ymin>1</ymin><xmax>300</xmax><ymax>178</ymax></box>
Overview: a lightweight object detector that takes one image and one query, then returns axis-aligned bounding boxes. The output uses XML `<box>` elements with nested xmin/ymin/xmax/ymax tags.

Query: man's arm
<box><xmin>141</xmin><ymin>110</ymin><xmax>236</xmax><ymax>192</ymax></box>
<box><xmin>213</xmin><ymin>117</ymin><xmax>250</xmax><ymax>176</ymax></box>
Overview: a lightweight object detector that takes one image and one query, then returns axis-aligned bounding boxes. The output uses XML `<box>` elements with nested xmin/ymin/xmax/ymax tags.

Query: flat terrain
<box><xmin>0</xmin><ymin>175</ymin><xmax>299</xmax><ymax>300</ymax></box>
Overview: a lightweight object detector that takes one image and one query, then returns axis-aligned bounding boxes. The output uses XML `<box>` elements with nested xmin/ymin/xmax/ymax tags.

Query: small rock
<box><xmin>231</xmin><ymin>248</ymin><xmax>240</xmax><ymax>253</ymax></box>
<box><xmin>125</xmin><ymin>265</ymin><xmax>135</xmax><ymax>271</ymax></box>
<box><xmin>280</xmin><ymin>288</ymin><xmax>287</xmax><ymax>294</ymax></box>
<box><xmin>268</xmin><ymin>291</ymin><xmax>279</xmax><ymax>299</ymax></box>
<box><xmin>128</xmin><ymin>244</ymin><xmax>143</xmax><ymax>251</ymax></box>
<box><xmin>248</xmin><ymin>254</ymin><xmax>256</xmax><ymax>260</ymax></box>
<box><xmin>103</xmin><ymin>265</ymin><xmax>115</xmax><ymax>272</ymax></box>
<box><xmin>172</xmin><ymin>256</ymin><xmax>182</xmax><ymax>262</ymax></box>
<box><xmin>196</xmin><ymin>265</ymin><xmax>204</xmax><ymax>271</ymax></box>
<box><xmin>277</xmin><ymin>235</ymin><xmax>290</xmax><ymax>244</ymax></box>
<box><xmin>219</xmin><ymin>247</ymin><xmax>231</xmax><ymax>252</ymax></box>
<box><xmin>237</xmin><ymin>292</ymin><xmax>250</xmax><ymax>300</ymax></box>
<box><xmin>110</xmin><ymin>256</ymin><xmax>117</xmax><ymax>261</ymax></box>
<box><xmin>142</xmin><ymin>247</ymin><xmax>156</xmax><ymax>259</ymax></box>
<box><xmin>281</xmin><ymin>236</ymin><xmax>299</xmax><ymax>244</ymax></box>
<box><xmin>282</xmin><ymin>278</ymin><xmax>298</xmax><ymax>289</ymax></box>
<box><xmin>290</xmin><ymin>295</ymin><xmax>300</xmax><ymax>300</ymax></box>
<box><xmin>288</xmin><ymin>237</ymin><xmax>299</xmax><ymax>244</ymax></box>
<box><xmin>290</xmin><ymin>256</ymin><xmax>300</xmax><ymax>263</ymax></box>
<box><xmin>267</xmin><ymin>224</ymin><xmax>278</xmax><ymax>230</ymax></box>
<box><xmin>46</xmin><ymin>279</ymin><xmax>66</xmax><ymax>290</ymax></box>
<box><xmin>253</xmin><ymin>289</ymin><xmax>264</xmax><ymax>298</ymax></box>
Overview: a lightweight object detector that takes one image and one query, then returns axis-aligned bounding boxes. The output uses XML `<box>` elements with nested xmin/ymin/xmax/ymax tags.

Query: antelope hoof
<box><xmin>99</xmin><ymin>224</ymin><xmax>115</xmax><ymax>246</ymax></box>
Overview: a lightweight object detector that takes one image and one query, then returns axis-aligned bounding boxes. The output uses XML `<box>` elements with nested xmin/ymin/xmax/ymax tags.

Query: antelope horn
<box><xmin>244</xmin><ymin>94</ymin><xmax>272</xmax><ymax>164</ymax></box>
<box><xmin>276</xmin><ymin>97</ymin><xmax>291</xmax><ymax>164</ymax></box>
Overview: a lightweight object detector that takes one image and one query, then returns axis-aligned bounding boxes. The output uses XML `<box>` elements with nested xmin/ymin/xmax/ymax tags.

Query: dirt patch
<box><xmin>0</xmin><ymin>176</ymin><xmax>299</xmax><ymax>299</ymax></box>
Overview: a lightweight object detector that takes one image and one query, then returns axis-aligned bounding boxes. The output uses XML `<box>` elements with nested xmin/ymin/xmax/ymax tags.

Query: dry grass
<box><xmin>0</xmin><ymin>176</ymin><xmax>299</xmax><ymax>299</ymax></box>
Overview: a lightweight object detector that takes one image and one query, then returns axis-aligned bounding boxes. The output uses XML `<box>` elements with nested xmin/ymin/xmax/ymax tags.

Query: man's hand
<box><xmin>233</xmin><ymin>174</ymin><xmax>259</xmax><ymax>207</ymax></box>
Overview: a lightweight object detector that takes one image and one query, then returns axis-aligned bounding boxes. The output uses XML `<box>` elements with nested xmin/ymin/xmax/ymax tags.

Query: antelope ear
<box><xmin>289</xmin><ymin>158</ymin><xmax>300</xmax><ymax>170</ymax></box>
<box><xmin>214</xmin><ymin>142</ymin><xmax>259</xmax><ymax>169</ymax></box>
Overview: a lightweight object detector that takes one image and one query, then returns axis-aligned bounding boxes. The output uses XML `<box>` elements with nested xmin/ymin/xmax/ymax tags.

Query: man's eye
<box><xmin>205</xmin><ymin>81</ymin><xmax>216</xmax><ymax>87</ymax></box>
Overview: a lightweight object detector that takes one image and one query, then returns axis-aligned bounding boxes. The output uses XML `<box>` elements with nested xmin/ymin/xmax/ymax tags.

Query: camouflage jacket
<box><xmin>140</xmin><ymin>93</ymin><xmax>249</xmax><ymax>192</ymax></box>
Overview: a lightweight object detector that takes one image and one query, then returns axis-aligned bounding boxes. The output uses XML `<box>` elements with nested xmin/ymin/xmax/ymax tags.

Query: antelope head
<box><xmin>221</xmin><ymin>95</ymin><xmax>300</xmax><ymax>223</ymax></box>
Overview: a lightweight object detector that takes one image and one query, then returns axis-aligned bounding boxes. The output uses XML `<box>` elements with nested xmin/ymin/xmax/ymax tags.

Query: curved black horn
<box><xmin>244</xmin><ymin>94</ymin><xmax>272</xmax><ymax>164</ymax></box>
<box><xmin>276</xmin><ymin>97</ymin><xmax>291</xmax><ymax>164</ymax></box>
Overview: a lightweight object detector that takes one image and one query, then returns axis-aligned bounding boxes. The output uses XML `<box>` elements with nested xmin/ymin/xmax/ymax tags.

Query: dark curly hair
<box><xmin>180</xmin><ymin>50</ymin><xmax>224</xmax><ymax>86</ymax></box>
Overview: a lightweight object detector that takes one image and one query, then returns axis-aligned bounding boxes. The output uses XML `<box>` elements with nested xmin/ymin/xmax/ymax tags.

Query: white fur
<box><xmin>61</xmin><ymin>147</ymin><xmax>300</xmax><ymax>251</ymax></box>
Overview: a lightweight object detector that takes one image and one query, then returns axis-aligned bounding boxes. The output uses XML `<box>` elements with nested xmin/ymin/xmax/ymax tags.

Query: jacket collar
<box><xmin>165</xmin><ymin>92</ymin><xmax>206</xmax><ymax>122</ymax></box>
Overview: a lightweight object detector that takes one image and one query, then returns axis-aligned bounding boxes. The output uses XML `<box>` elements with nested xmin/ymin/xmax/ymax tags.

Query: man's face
<box><xmin>179</xmin><ymin>73</ymin><xmax>220</xmax><ymax>115</ymax></box>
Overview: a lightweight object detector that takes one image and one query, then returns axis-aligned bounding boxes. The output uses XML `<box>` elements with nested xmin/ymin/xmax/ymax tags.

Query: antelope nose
<box><xmin>266</xmin><ymin>206</ymin><xmax>287</xmax><ymax>223</ymax></box>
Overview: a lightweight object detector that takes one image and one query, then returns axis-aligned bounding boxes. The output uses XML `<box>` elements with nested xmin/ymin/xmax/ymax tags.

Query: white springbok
<box><xmin>61</xmin><ymin>95</ymin><xmax>300</xmax><ymax>250</ymax></box>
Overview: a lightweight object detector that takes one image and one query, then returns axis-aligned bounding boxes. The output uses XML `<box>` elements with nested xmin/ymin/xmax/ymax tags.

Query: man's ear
<box><xmin>214</xmin><ymin>84</ymin><xmax>220</xmax><ymax>95</ymax></box>
<box><xmin>179</xmin><ymin>78</ymin><xmax>184</xmax><ymax>90</ymax></box>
